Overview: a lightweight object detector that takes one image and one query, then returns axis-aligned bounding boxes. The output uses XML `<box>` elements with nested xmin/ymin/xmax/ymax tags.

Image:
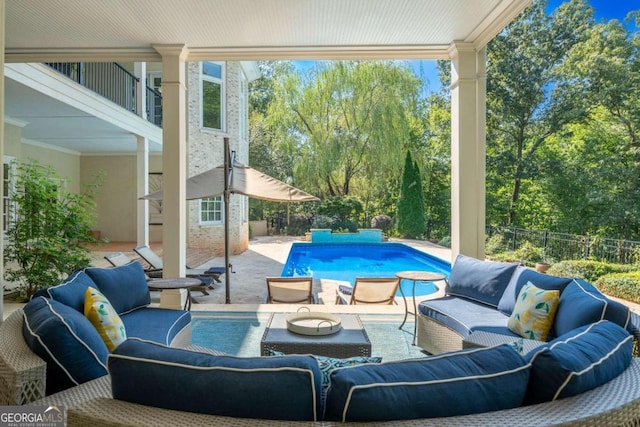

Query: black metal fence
<box><xmin>486</xmin><ymin>225</ymin><xmax>640</xmax><ymax>265</ymax></box>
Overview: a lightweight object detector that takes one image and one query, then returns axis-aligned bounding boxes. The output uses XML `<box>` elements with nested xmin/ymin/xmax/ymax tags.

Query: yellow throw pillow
<box><xmin>507</xmin><ymin>281</ymin><xmax>559</xmax><ymax>341</ymax></box>
<box><xmin>84</xmin><ymin>286</ymin><xmax>127</xmax><ymax>351</ymax></box>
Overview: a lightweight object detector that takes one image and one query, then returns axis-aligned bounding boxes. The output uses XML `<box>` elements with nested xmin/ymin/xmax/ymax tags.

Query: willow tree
<box><xmin>267</xmin><ymin>61</ymin><xmax>423</xmax><ymax>200</ymax></box>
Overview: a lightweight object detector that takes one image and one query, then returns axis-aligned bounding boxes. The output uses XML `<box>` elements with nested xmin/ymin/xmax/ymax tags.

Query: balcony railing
<box><xmin>44</xmin><ymin>62</ymin><xmax>162</xmax><ymax>127</ymax></box>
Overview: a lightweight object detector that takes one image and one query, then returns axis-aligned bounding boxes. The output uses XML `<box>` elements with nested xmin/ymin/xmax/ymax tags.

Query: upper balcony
<box><xmin>44</xmin><ymin>62</ymin><xmax>162</xmax><ymax>127</ymax></box>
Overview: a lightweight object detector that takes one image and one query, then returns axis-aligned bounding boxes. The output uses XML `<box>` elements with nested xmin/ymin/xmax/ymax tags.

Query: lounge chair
<box><xmin>104</xmin><ymin>252</ymin><xmax>139</xmax><ymax>268</ymax></box>
<box><xmin>104</xmin><ymin>251</ymin><xmax>210</xmax><ymax>297</ymax></box>
<box><xmin>335</xmin><ymin>277</ymin><xmax>400</xmax><ymax>305</ymax></box>
<box><xmin>266</xmin><ymin>277</ymin><xmax>318</xmax><ymax>304</ymax></box>
<box><xmin>133</xmin><ymin>245</ymin><xmax>223</xmax><ymax>285</ymax></box>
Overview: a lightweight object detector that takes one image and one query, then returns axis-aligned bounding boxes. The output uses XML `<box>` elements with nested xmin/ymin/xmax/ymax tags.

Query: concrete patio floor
<box><xmin>4</xmin><ymin>235</ymin><xmax>638</xmax><ymax>318</ymax></box>
<box><xmin>93</xmin><ymin>235</ymin><xmax>452</xmax><ymax>316</ymax></box>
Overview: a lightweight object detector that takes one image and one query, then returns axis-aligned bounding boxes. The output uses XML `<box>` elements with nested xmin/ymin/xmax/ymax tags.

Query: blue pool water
<box><xmin>281</xmin><ymin>243</ymin><xmax>451</xmax><ymax>297</ymax></box>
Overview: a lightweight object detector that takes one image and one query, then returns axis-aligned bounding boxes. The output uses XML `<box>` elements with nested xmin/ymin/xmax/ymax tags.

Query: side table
<box><xmin>395</xmin><ymin>271</ymin><xmax>448</xmax><ymax>345</ymax></box>
<box><xmin>147</xmin><ymin>277</ymin><xmax>203</xmax><ymax>311</ymax></box>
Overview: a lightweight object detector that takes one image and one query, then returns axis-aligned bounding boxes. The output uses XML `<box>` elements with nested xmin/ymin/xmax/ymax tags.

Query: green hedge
<box><xmin>546</xmin><ymin>260</ymin><xmax>635</xmax><ymax>283</ymax></box>
<box><xmin>596</xmin><ymin>272</ymin><xmax>640</xmax><ymax>305</ymax></box>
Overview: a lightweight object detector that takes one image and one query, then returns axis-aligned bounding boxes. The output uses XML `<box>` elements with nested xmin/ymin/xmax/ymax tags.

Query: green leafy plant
<box><xmin>4</xmin><ymin>161</ymin><xmax>103</xmax><ymax>301</ymax></box>
<box><xmin>596</xmin><ymin>272</ymin><xmax>640</xmax><ymax>304</ymax></box>
<box><xmin>547</xmin><ymin>260</ymin><xmax>634</xmax><ymax>283</ymax></box>
<box><xmin>370</xmin><ymin>215</ymin><xmax>393</xmax><ymax>232</ymax></box>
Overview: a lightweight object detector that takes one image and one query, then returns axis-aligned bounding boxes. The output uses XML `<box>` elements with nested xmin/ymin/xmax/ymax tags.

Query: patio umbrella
<box><xmin>142</xmin><ymin>137</ymin><xmax>319</xmax><ymax>303</ymax></box>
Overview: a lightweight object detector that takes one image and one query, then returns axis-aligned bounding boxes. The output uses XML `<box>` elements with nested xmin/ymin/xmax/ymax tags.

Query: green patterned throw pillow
<box><xmin>267</xmin><ymin>349</ymin><xmax>382</xmax><ymax>402</ymax></box>
<box><xmin>508</xmin><ymin>281</ymin><xmax>559</xmax><ymax>341</ymax></box>
<box><xmin>84</xmin><ymin>286</ymin><xmax>127</xmax><ymax>351</ymax></box>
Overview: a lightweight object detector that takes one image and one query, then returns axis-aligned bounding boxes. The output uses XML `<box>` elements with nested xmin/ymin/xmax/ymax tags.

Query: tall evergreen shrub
<box><xmin>397</xmin><ymin>151</ymin><xmax>425</xmax><ymax>238</ymax></box>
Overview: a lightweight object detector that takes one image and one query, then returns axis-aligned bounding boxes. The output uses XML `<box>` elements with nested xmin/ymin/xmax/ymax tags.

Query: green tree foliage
<box><xmin>420</xmin><ymin>93</ymin><xmax>451</xmax><ymax>239</ymax></box>
<box><xmin>316</xmin><ymin>196</ymin><xmax>363</xmax><ymax>224</ymax></box>
<box><xmin>397</xmin><ymin>151</ymin><xmax>426</xmax><ymax>238</ymax></box>
<box><xmin>485</xmin><ymin>0</ymin><xmax>594</xmax><ymax>226</ymax></box>
<box><xmin>556</xmin><ymin>13</ymin><xmax>640</xmax><ymax>239</ymax></box>
<box><xmin>4</xmin><ymin>161</ymin><xmax>102</xmax><ymax>300</ymax></box>
<box><xmin>248</xmin><ymin>61</ymin><xmax>301</xmax><ymax>221</ymax></box>
<box><xmin>267</xmin><ymin>61</ymin><xmax>423</xmax><ymax>202</ymax></box>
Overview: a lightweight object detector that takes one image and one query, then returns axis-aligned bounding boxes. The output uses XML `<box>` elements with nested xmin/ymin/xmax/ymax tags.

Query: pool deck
<box><xmin>4</xmin><ymin>235</ymin><xmax>637</xmax><ymax>319</ymax></box>
<box><xmin>2</xmin><ymin>236</ymin><xmax>452</xmax><ymax>319</ymax></box>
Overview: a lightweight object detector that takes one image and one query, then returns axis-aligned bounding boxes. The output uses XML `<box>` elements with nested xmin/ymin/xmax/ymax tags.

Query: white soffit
<box><xmin>6</xmin><ymin>0</ymin><xmax>532</xmax><ymax>62</ymax></box>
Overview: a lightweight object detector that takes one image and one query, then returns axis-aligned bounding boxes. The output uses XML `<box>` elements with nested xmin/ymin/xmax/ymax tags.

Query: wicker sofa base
<box><xmin>0</xmin><ymin>308</ymin><xmax>191</xmax><ymax>406</ymax></box>
<box><xmin>416</xmin><ymin>312</ymin><xmax>466</xmax><ymax>355</ymax></box>
<box><xmin>31</xmin><ymin>360</ymin><xmax>640</xmax><ymax>426</ymax></box>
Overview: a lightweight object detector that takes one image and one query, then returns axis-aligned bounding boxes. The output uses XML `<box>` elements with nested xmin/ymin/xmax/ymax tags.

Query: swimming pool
<box><xmin>281</xmin><ymin>242</ymin><xmax>451</xmax><ymax>297</ymax></box>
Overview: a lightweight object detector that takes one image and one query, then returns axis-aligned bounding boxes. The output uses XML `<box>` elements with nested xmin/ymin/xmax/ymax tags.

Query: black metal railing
<box><xmin>45</xmin><ymin>62</ymin><xmax>162</xmax><ymax>127</ymax></box>
<box><xmin>486</xmin><ymin>225</ymin><xmax>640</xmax><ymax>265</ymax></box>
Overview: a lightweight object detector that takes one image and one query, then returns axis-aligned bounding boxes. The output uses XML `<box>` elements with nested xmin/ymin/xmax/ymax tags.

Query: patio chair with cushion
<box><xmin>335</xmin><ymin>277</ymin><xmax>400</xmax><ymax>305</ymax></box>
<box><xmin>266</xmin><ymin>277</ymin><xmax>318</xmax><ymax>304</ymax></box>
<box><xmin>104</xmin><ymin>251</ymin><xmax>210</xmax><ymax>297</ymax></box>
<box><xmin>133</xmin><ymin>245</ymin><xmax>224</xmax><ymax>286</ymax></box>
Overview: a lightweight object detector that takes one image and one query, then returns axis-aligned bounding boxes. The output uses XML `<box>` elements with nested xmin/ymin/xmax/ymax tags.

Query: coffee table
<box><xmin>260</xmin><ymin>313</ymin><xmax>372</xmax><ymax>358</ymax></box>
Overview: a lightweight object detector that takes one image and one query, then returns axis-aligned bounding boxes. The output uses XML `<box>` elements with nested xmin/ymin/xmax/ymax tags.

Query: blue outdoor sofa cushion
<box><xmin>553</xmin><ymin>279</ymin><xmax>630</xmax><ymax>338</ymax></box>
<box><xmin>45</xmin><ymin>270</ymin><xmax>99</xmax><ymax>313</ymax></box>
<box><xmin>324</xmin><ymin>344</ymin><xmax>529</xmax><ymax>421</ymax></box>
<box><xmin>418</xmin><ymin>296</ymin><xmax>516</xmax><ymax>339</ymax></box>
<box><xmin>497</xmin><ymin>266</ymin><xmax>572</xmax><ymax>316</ymax></box>
<box><xmin>445</xmin><ymin>255</ymin><xmax>518</xmax><ymax>307</ymax></box>
<box><xmin>109</xmin><ymin>338</ymin><xmax>323</xmax><ymax>421</ymax></box>
<box><xmin>85</xmin><ymin>262</ymin><xmax>150</xmax><ymax>315</ymax></box>
<box><xmin>22</xmin><ymin>296</ymin><xmax>108</xmax><ymax>394</ymax></box>
<box><xmin>121</xmin><ymin>307</ymin><xmax>191</xmax><ymax>346</ymax></box>
<box><xmin>525</xmin><ymin>320</ymin><xmax>633</xmax><ymax>404</ymax></box>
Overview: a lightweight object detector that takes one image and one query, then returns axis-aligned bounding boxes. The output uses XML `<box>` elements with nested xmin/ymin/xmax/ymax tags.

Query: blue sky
<box><xmin>294</xmin><ymin>0</ymin><xmax>638</xmax><ymax>95</ymax></box>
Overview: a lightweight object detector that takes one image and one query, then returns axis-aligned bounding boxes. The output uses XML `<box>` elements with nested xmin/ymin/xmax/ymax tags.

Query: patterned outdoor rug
<box><xmin>191</xmin><ymin>311</ymin><xmax>427</xmax><ymax>361</ymax></box>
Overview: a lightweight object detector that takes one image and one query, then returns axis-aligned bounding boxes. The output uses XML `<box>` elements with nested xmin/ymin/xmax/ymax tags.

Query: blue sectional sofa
<box><xmin>20</xmin><ymin>261</ymin><xmax>191</xmax><ymax>395</ymax></box>
<box><xmin>25</xmin><ymin>318</ymin><xmax>637</xmax><ymax>425</ymax></box>
<box><xmin>416</xmin><ymin>254</ymin><xmax>636</xmax><ymax>355</ymax></box>
<box><xmin>1</xmin><ymin>255</ymin><xmax>640</xmax><ymax>425</ymax></box>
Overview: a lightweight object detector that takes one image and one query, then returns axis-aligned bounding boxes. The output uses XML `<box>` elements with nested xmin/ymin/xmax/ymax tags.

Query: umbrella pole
<box><xmin>224</xmin><ymin>137</ymin><xmax>232</xmax><ymax>304</ymax></box>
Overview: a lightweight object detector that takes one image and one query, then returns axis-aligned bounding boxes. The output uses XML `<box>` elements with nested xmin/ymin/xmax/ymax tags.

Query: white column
<box><xmin>136</xmin><ymin>135</ymin><xmax>149</xmax><ymax>247</ymax></box>
<box><xmin>154</xmin><ymin>44</ymin><xmax>188</xmax><ymax>278</ymax></box>
<box><xmin>449</xmin><ymin>43</ymin><xmax>486</xmax><ymax>261</ymax></box>
<box><xmin>0</xmin><ymin>1</ymin><xmax>4</xmax><ymax>321</ymax></box>
<box><xmin>134</xmin><ymin>62</ymin><xmax>147</xmax><ymax>121</ymax></box>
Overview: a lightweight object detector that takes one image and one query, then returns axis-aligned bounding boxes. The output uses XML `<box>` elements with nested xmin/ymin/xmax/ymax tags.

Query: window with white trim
<box><xmin>240</xmin><ymin>72</ymin><xmax>248</xmax><ymax>142</ymax></box>
<box><xmin>241</xmin><ymin>196</ymin><xmax>247</xmax><ymax>224</ymax></box>
<box><xmin>200</xmin><ymin>196</ymin><xmax>223</xmax><ymax>224</ymax></box>
<box><xmin>201</xmin><ymin>62</ymin><xmax>225</xmax><ymax>131</ymax></box>
<box><xmin>3</xmin><ymin>156</ymin><xmax>16</xmax><ymax>234</ymax></box>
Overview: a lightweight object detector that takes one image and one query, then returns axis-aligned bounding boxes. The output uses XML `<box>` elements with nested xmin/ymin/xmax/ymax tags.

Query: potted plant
<box><xmin>535</xmin><ymin>261</ymin><xmax>552</xmax><ymax>274</ymax></box>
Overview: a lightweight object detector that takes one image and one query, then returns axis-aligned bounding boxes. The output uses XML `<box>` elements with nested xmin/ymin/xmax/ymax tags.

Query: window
<box><xmin>201</xmin><ymin>62</ymin><xmax>225</xmax><ymax>131</ymax></box>
<box><xmin>240</xmin><ymin>73</ymin><xmax>248</xmax><ymax>142</ymax></box>
<box><xmin>241</xmin><ymin>196</ymin><xmax>247</xmax><ymax>224</ymax></box>
<box><xmin>200</xmin><ymin>196</ymin><xmax>223</xmax><ymax>224</ymax></box>
<box><xmin>3</xmin><ymin>156</ymin><xmax>16</xmax><ymax>234</ymax></box>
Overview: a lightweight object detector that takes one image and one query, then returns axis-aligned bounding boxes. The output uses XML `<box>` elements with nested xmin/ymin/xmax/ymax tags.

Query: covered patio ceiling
<box><xmin>5</xmin><ymin>0</ymin><xmax>531</xmax><ymax>62</ymax></box>
<box><xmin>1</xmin><ymin>0</ymin><xmax>533</xmax><ymax>291</ymax></box>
